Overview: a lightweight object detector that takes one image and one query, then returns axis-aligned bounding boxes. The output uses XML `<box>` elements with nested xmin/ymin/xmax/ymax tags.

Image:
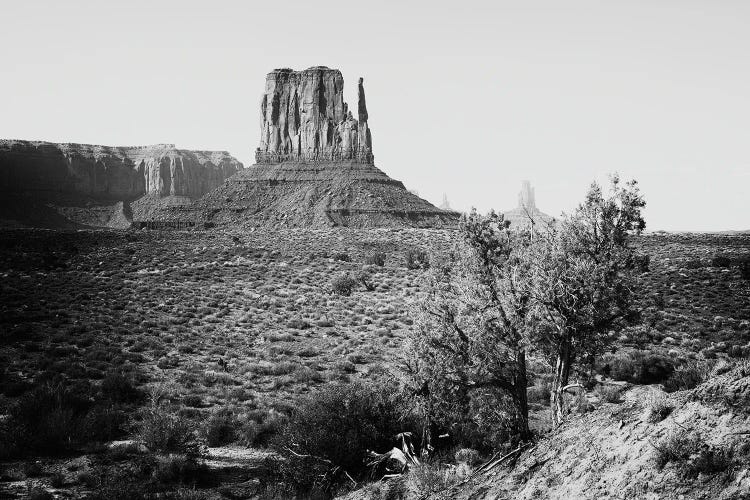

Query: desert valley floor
<box><xmin>1</xmin><ymin>228</ymin><xmax>749</xmax><ymax>499</ymax></box>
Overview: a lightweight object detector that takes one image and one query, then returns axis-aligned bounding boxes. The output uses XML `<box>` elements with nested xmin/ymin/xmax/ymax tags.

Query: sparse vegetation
<box><xmin>0</xmin><ymin>220</ymin><xmax>748</xmax><ymax>498</ymax></box>
<box><xmin>331</xmin><ymin>273</ymin><xmax>359</xmax><ymax>296</ymax></box>
<box><xmin>646</xmin><ymin>396</ymin><xmax>674</xmax><ymax>422</ymax></box>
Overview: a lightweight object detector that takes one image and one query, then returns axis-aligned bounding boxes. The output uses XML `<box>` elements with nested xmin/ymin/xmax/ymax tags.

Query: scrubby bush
<box><xmin>740</xmin><ymin>261</ymin><xmax>750</xmax><ymax>280</ymax></box>
<box><xmin>152</xmin><ymin>454</ymin><xmax>212</xmax><ymax>487</ymax></box>
<box><xmin>27</xmin><ymin>487</ymin><xmax>53</xmax><ymax>500</ymax></box>
<box><xmin>133</xmin><ymin>399</ymin><xmax>202</xmax><ymax>456</ymax></box>
<box><xmin>101</xmin><ymin>370</ymin><xmax>143</xmax><ymax>404</ymax></box>
<box><xmin>239</xmin><ymin>410</ymin><xmax>288</xmax><ymax>448</ymax></box>
<box><xmin>646</xmin><ymin>396</ymin><xmax>674</xmax><ymax>422</ymax></box>
<box><xmin>527</xmin><ymin>381</ymin><xmax>551</xmax><ymax>404</ymax></box>
<box><xmin>594</xmin><ymin>384</ymin><xmax>624</xmax><ymax>404</ymax></box>
<box><xmin>653</xmin><ymin>431</ymin><xmax>701</xmax><ymax>470</ymax></box>
<box><xmin>0</xmin><ymin>381</ymin><xmax>125</xmax><ymax>458</ymax></box>
<box><xmin>331</xmin><ymin>274</ymin><xmax>358</xmax><ymax>296</ymax></box>
<box><xmin>274</xmin><ymin>381</ymin><xmax>418</xmax><ymax>492</ymax></box>
<box><xmin>404</xmin><ymin>248</ymin><xmax>430</xmax><ymax>270</ymax></box>
<box><xmin>654</xmin><ymin>431</ymin><xmax>732</xmax><ymax>478</ymax></box>
<box><xmin>602</xmin><ymin>350</ymin><xmax>675</xmax><ymax>385</ymax></box>
<box><xmin>202</xmin><ymin>409</ymin><xmax>238</xmax><ymax>447</ymax></box>
<box><xmin>663</xmin><ymin>361</ymin><xmax>710</xmax><ymax>393</ymax></box>
<box><xmin>712</xmin><ymin>255</ymin><xmax>732</xmax><ymax>268</ymax></box>
<box><xmin>333</xmin><ymin>252</ymin><xmax>351</xmax><ymax>262</ymax></box>
<box><xmin>365</xmin><ymin>251</ymin><xmax>387</xmax><ymax>267</ymax></box>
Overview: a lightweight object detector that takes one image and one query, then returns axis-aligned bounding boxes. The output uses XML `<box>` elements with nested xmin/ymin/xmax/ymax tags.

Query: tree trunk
<box><xmin>514</xmin><ymin>349</ymin><xmax>530</xmax><ymax>440</ymax></box>
<box><xmin>551</xmin><ymin>338</ymin><xmax>573</xmax><ymax>428</ymax></box>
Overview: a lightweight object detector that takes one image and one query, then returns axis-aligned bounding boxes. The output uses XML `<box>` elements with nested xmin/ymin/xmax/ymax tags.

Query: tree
<box><xmin>527</xmin><ymin>175</ymin><xmax>645</xmax><ymax>427</ymax></box>
<box><xmin>407</xmin><ymin>210</ymin><xmax>532</xmax><ymax>448</ymax></box>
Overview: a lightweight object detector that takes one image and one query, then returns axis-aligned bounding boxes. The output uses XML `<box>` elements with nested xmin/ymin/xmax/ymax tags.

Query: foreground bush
<box><xmin>602</xmin><ymin>350</ymin><xmax>675</xmax><ymax>385</ymax></box>
<box><xmin>0</xmin><ymin>381</ymin><xmax>127</xmax><ymax>458</ymax></box>
<box><xmin>654</xmin><ymin>431</ymin><xmax>732</xmax><ymax>478</ymax></box>
<box><xmin>133</xmin><ymin>399</ymin><xmax>202</xmax><ymax>456</ymax></box>
<box><xmin>274</xmin><ymin>381</ymin><xmax>419</xmax><ymax>493</ymax></box>
<box><xmin>663</xmin><ymin>361</ymin><xmax>711</xmax><ymax>393</ymax></box>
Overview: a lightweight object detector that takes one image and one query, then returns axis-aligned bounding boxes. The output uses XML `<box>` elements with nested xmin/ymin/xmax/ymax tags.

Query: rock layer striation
<box><xmin>0</xmin><ymin>140</ymin><xmax>242</xmax><ymax>200</ymax></box>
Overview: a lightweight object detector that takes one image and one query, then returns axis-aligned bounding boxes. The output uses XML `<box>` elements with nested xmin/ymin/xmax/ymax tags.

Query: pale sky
<box><xmin>1</xmin><ymin>0</ymin><xmax>748</xmax><ymax>231</ymax></box>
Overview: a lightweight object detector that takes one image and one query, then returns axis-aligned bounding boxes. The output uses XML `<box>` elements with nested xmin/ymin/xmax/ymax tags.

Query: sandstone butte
<box><xmin>502</xmin><ymin>180</ymin><xmax>554</xmax><ymax>229</ymax></box>
<box><xmin>179</xmin><ymin>66</ymin><xmax>459</xmax><ymax>228</ymax></box>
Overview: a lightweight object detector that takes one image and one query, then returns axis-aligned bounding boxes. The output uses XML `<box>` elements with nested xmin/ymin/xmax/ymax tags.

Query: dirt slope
<box><xmin>444</xmin><ymin>364</ymin><xmax>750</xmax><ymax>500</ymax></box>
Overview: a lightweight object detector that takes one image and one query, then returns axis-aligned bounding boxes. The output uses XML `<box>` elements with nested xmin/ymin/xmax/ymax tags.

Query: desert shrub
<box><xmin>455</xmin><ymin>448</ymin><xmax>482</xmax><ymax>466</ymax></box>
<box><xmin>740</xmin><ymin>261</ymin><xmax>750</xmax><ymax>280</ymax></box>
<box><xmin>274</xmin><ymin>381</ymin><xmax>418</xmax><ymax>491</ymax></box>
<box><xmin>646</xmin><ymin>396</ymin><xmax>674</xmax><ymax>422</ymax></box>
<box><xmin>405</xmin><ymin>461</ymin><xmax>462</xmax><ymax>496</ymax></box>
<box><xmin>571</xmin><ymin>389</ymin><xmax>594</xmax><ymax>414</ymax></box>
<box><xmin>653</xmin><ymin>431</ymin><xmax>701</xmax><ymax>470</ymax></box>
<box><xmin>27</xmin><ymin>487</ymin><xmax>53</xmax><ymax>500</ymax></box>
<box><xmin>527</xmin><ymin>381</ymin><xmax>551</xmax><ymax>404</ymax></box>
<box><xmin>287</xmin><ymin>318</ymin><xmax>311</xmax><ymax>330</ymax></box>
<box><xmin>654</xmin><ymin>431</ymin><xmax>732</xmax><ymax>477</ymax></box>
<box><xmin>331</xmin><ymin>274</ymin><xmax>358</xmax><ymax>296</ymax></box>
<box><xmin>603</xmin><ymin>350</ymin><xmax>675</xmax><ymax>385</ymax></box>
<box><xmin>356</xmin><ymin>270</ymin><xmax>376</xmax><ymax>291</ymax></box>
<box><xmin>404</xmin><ymin>248</ymin><xmax>430</xmax><ymax>270</ymax></box>
<box><xmin>711</xmin><ymin>255</ymin><xmax>731</xmax><ymax>268</ymax></box>
<box><xmin>101</xmin><ymin>370</ymin><xmax>143</xmax><ymax>404</ymax></box>
<box><xmin>689</xmin><ymin>446</ymin><xmax>733</xmax><ymax>476</ymax></box>
<box><xmin>683</xmin><ymin>259</ymin><xmax>704</xmax><ymax>269</ymax></box>
<box><xmin>594</xmin><ymin>384</ymin><xmax>624</xmax><ymax>403</ymax></box>
<box><xmin>50</xmin><ymin>472</ymin><xmax>66</xmax><ymax>487</ymax></box>
<box><xmin>24</xmin><ymin>461</ymin><xmax>44</xmax><ymax>477</ymax></box>
<box><xmin>152</xmin><ymin>454</ymin><xmax>213</xmax><ymax>487</ymax></box>
<box><xmin>0</xmin><ymin>381</ymin><xmax>103</xmax><ymax>458</ymax></box>
<box><xmin>239</xmin><ymin>410</ymin><xmax>288</xmax><ymax>448</ymax></box>
<box><xmin>133</xmin><ymin>400</ymin><xmax>202</xmax><ymax>456</ymax></box>
<box><xmin>202</xmin><ymin>409</ymin><xmax>238</xmax><ymax>447</ymax></box>
<box><xmin>333</xmin><ymin>252</ymin><xmax>351</xmax><ymax>262</ymax></box>
<box><xmin>365</xmin><ymin>251</ymin><xmax>387</xmax><ymax>267</ymax></box>
<box><xmin>663</xmin><ymin>361</ymin><xmax>710</xmax><ymax>393</ymax></box>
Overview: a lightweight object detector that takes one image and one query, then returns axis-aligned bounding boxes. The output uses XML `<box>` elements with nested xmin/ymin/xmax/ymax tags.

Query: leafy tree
<box><xmin>408</xmin><ymin>210</ymin><xmax>532</xmax><ymax>447</ymax></box>
<box><xmin>527</xmin><ymin>175</ymin><xmax>645</xmax><ymax>426</ymax></box>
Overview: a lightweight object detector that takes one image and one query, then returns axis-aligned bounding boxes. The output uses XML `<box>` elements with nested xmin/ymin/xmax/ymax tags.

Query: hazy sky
<box><xmin>1</xmin><ymin>0</ymin><xmax>748</xmax><ymax>231</ymax></box>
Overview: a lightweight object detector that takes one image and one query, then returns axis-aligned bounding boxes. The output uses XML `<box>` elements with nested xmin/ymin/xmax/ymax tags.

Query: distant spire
<box><xmin>518</xmin><ymin>180</ymin><xmax>536</xmax><ymax>211</ymax></box>
<box><xmin>439</xmin><ymin>193</ymin><xmax>451</xmax><ymax>210</ymax></box>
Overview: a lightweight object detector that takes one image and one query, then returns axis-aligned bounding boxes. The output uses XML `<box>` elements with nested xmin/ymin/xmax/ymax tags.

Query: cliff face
<box><xmin>0</xmin><ymin>140</ymin><xmax>243</xmax><ymax>201</ymax></box>
<box><xmin>256</xmin><ymin>66</ymin><xmax>374</xmax><ymax>164</ymax></box>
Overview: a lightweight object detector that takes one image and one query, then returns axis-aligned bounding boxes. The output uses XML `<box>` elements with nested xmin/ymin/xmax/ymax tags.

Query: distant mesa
<box><xmin>0</xmin><ymin>140</ymin><xmax>242</xmax><ymax>228</ymax></box>
<box><xmin>503</xmin><ymin>181</ymin><xmax>553</xmax><ymax>228</ymax></box>
<box><xmin>185</xmin><ymin>66</ymin><xmax>459</xmax><ymax>228</ymax></box>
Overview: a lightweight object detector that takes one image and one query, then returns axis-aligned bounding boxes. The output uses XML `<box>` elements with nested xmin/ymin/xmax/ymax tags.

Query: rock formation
<box><xmin>439</xmin><ymin>193</ymin><xmax>452</xmax><ymax>211</ymax></box>
<box><xmin>503</xmin><ymin>180</ymin><xmax>553</xmax><ymax>228</ymax></box>
<box><xmin>0</xmin><ymin>140</ymin><xmax>243</xmax><ymax>228</ymax></box>
<box><xmin>177</xmin><ymin>66</ymin><xmax>457</xmax><ymax>228</ymax></box>
<box><xmin>256</xmin><ymin>67</ymin><xmax>374</xmax><ymax>164</ymax></box>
